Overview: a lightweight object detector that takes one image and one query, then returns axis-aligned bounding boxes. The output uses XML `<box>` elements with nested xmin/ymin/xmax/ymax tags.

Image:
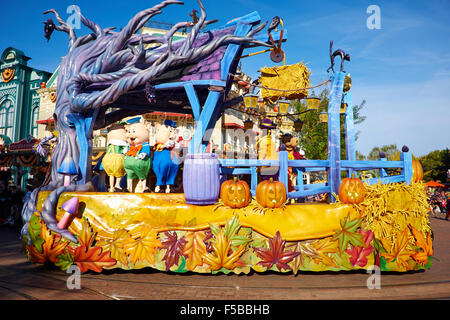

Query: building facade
<box><xmin>0</xmin><ymin>47</ymin><xmax>51</xmax><ymax>142</ymax></box>
<box><xmin>0</xmin><ymin>47</ymin><xmax>52</xmax><ymax>187</ymax></box>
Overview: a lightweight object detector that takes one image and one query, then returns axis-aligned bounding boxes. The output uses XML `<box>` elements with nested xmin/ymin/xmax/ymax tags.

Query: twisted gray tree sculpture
<box><xmin>21</xmin><ymin>0</ymin><xmax>270</xmax><ymax>243</ymax></box>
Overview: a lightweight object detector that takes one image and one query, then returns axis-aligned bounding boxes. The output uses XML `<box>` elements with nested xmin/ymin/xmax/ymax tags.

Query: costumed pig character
<box><xmin>153</xmin><ymin>119</ymin><xmax>180</xmax><ymax>193</ymax></box>
<box><xmin>102</xmin><ymin>123</ymin><xmax>127</xmax><ymax>192</ymax></box>
<box><xmin>279</xmin><ymin>133</ymin><xmax>304</xmax><ymax>192</ymax></box>
<box><xmin>255</xmin><ymin>118</ymin><xmax>279</xmax><ymax>179</ymax></box>
<box><xmin>123</xmin><ymin>119</ymin><xmax>152</xmax><ymax>193</ymax></box>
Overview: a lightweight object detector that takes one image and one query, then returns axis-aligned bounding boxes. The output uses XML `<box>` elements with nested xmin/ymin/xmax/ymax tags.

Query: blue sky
<box><xmin>1</xmin><ymin>0</ymin><xmax>449</xmax><ymax>157</ymax></box>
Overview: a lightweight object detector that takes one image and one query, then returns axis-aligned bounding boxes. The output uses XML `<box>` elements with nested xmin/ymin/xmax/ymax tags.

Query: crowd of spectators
<box><xmin>0</xmin><ymin>180</ymin><xmax>27</xmax><ymax>228</ymax></box>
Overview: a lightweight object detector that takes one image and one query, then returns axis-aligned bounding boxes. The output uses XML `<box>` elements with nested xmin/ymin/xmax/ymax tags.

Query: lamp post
<box><xmin>306</xmin><ymin>92</ymin><xmax>320</xmax><ymax>110</ymax></box>
<box><xmin>294</xmin><ymin>119</ymin><xmax>304</xmax><ymax>132</ymax></box>
<box><xmin>278</xmin><ymin>99</ymin><xmax>290</xmax><ymax>114</ymax></box>
<box><xmin>319</xmin><ymin>111</ymin><xmax>328</xmax><ymax>123</ymax></box>
<box><xmin>243</xmin><ymin>93</ymin><xmax>258</xmax><ymax>109</ymax></box>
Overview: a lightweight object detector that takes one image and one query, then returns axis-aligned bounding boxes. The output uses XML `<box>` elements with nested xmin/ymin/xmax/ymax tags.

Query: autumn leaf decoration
<box><xmin>183</xmin><ymin>231</ymin><xmax>209</xmax><ymax>271</ymax></box>
<box><xmin>203</xmin><ymin>216</ymin><xmax>248</xmax><ymax>271</ymax></box>
<box><xmin>253</xmin><ymin>231</ymin><xmax>300</xmax><ymax>271</ymax></box>
<box><xmin>27</xmin><ymin>220</ymin><xmax>69</xmax><ymax>264</ymax></box>
<box><xmin>409</xmin><ymin>224</ymin><xmax>433</xmax><ymax>266</ymax></box>
<box><xmin>123</xmin><ymin>226</ymin><xmax>162</xmax><ymax>265</ymax></box>
<box><xmin>345</xmin><ymin>230</ymin><xmax>374</xmax><ymax>267</ymax></box>
<box><xmin>97</xmin><ymin>229</ymin><xmax>130</xmax><ymax>266</ymax></box>
<box><xmin>381</xmin><ymin>228</ymin><xmax>415</xmax><ymax>269</ymax></box>
<box><xmin>332</xmin><ymin>215</ymin><xmax>365</xmax><ymax>253</ymax></box>
<box><xmin>68</xmin><ymin>218</ymin><xmax>116</xmax><ymax>272</ymax></box>
<box><xmin>160</xmin><ymin>231</ymin><xmax>187</xmax><ymax>271</ymax></box>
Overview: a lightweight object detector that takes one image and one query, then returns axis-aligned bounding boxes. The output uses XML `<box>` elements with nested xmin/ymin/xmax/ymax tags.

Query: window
<box><xmin>0</xmin><ymin>99</ymin><xmax>14</xmax><ymax>138</ymax></box>
<box><xmin>31</xmin><ymin>105</ymin><xmax>39</xmax><ymax>137</ymax></box>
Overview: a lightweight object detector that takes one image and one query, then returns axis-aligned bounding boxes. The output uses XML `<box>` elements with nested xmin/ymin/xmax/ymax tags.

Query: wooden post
<box><xmin>327</xmin><ymin>72</ymin><xmax>346</xmax><ymax>202</ymax></box>
<box><xmin>401</xmin><ymin>152</ymin><xmax>413</xmax><ymax>185</ymax></box>
<box><xmin>343</xmin><ymin>91</ymin><xmax>355</xmax><ymax>178</ymax></box>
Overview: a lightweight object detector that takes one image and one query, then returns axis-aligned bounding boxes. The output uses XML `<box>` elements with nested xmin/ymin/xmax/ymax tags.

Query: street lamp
<box><xmin>278</xmin><ymin>99</ymin><xmax>290</xmax><ymax>114</ymax></box>
<box><xmin>306</xmin><ymin>92</ymin><xmax>320</xmax><ymax>110</ymax></box>
<box><xmin>319</xmin><ymin>111</ymin><xmax>328</xmax><ymax>123</ymax></box>
<box><xmin>340</xmin><ymin>101</ymin><xmax>347</xmax><ymax>114</ymax></box>
<box><xmin>243</xmin><ymin>93</ymin><xmax>258</xmax><ymax>109</ymax></box>
<box><xmin>294</xmin><ymin>119</ymin><xmax>304</xmax><ymax>131</ymax></box>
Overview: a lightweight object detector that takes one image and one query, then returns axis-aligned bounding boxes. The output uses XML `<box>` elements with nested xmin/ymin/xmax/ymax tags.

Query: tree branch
<box><xmin>112</xmin><ymin>0</ymin><xmax>183</xmax><ymax>53</ymax></box>
<box><xmin>44</xmin><ymin>9</ymin><xmax>77</xmax><ymax>46</ymax></box>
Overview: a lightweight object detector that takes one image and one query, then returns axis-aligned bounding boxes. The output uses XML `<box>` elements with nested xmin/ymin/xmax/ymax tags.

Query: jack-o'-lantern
<box><xmin>220</xmin><ymin>177</ymin><xmax>251</xmax><ymax>209</ymax></box>
<box><xmin>49</xmin><ymin>91</ymin><xmax>57</xmax><ymax>103</ymax></box>
<box><xmin>256</xmin><ymin>178</ymin><xmax>286</xmax><ymax>208</ymax></box>
<box><xmin>338</xmin><ymin>174</ymin><xmax>365</xmax><ymax>204</ymax></box>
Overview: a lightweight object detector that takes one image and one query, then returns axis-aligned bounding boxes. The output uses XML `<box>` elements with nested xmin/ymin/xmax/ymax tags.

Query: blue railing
<box><xmin>218</xmin><ymin>150</ymin><xmax>413</xmax><ymax>200</ymax></box>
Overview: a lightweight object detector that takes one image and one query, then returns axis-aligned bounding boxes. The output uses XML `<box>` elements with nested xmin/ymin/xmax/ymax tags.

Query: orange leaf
<box><xmin>183</xmin><ymin>231</ymin><xmax>208</xmax><ymax>271</ymax></box>
<box><xmin>203</xmin><ymin>228</ymin><xmax>245</xmax><ymax>271</ymax></box>
<box><xmin>27</xmin><ymin>222</ymin><xmax>68</xmax><ymax>264</ymax></box>
<box><xmin>72</xmin><ymin>245</ymin><xmax>116</xmax><ymax>273</ymax></box>
<box><xmin>381</xmin><ymin>228</ymin><xmax>415</xmax><ymax>269</ymax></box>
<box><xmin>409</xmin><ymin>225</ymin><xmax>433</xmax><ymax>265</ymax></box>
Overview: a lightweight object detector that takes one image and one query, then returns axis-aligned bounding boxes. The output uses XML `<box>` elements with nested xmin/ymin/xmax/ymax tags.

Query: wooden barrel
<box><xmin>183</xmin><ymin>153</ymin><xmax>220</xmax><ymax>205</ymax></box>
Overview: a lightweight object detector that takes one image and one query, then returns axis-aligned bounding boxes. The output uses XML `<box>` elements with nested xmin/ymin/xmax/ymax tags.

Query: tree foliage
<box><xmin>292</xmin><ymin>88</ymin><xmax>366</xmax><ymax>161</ymax></box>
<box><xmin>419</xmin><ymin>148</ymin><xmax>449</xmax><ymax>182</ymax></box>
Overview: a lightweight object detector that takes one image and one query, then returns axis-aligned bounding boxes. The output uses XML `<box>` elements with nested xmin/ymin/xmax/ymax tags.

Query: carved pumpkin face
<box><xmin>256</xmin><ymin>178</ymin><xmax>286</xmax><ymax>208</ymax></box>
<box><xmin>338</xmin><ymin>174</ymin><xmax>365</xmax><ymax>204</ymax></box>
<box><xmin>220</xmin><ymin>177</ymin><xmax>250</xmax><ymax>209</ymax></box>
<box><xmin>49</xmin><ymin>91</ymin><xmax>57</xmax><ymax>103</ymax></box>
<box><xmin>1</xmin><ymin>68</ymin><xmax>15</xmax><ymax>83</ymax></box>
<box><xmin>412</xmin><ymin>159</ymin><xmax>423</xmax><ymax>183</ymax></box>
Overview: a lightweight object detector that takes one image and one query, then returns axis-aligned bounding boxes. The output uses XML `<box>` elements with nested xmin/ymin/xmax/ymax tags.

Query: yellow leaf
<box><xmin>203</xmin><ymin>228</ymin><xmax>245</xmax><ymax>271</ymax></box>
<box><xmin>381</xmin><ymin>228</ymin><xmax>415</xmax><ymax>269</ymax></box>
<box><xmin>97</xmin><ymin>229</ymin><xmax>130</xmax><ymax>266</ymax></box>
<box><xmin>311</xmin><ymin>237</ymin><xmax>339</xmax><ymax>268</ymax></box>
<box><xmin>123</xmin><ymin>226</ymin><xmax>161</xmax><ymax>265</ymax></box>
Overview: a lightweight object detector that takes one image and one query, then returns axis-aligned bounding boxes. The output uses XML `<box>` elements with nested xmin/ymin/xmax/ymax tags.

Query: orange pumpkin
<box><xmin>220</xmin><ymin>177</ymin><xmax>251</xmax><ymax>209</ymax></box>
<box><xmin>411</xmin><ymin>159</ymin><xmax>423</xmax><ymax>183</ymax></box>
<box><xmin>338</xmin><ymin>174</ymin><xmax>365</xmax><ymax>204</ymax></box>
<box><xmin>256</xmin><ymin>178</ymin><xmax>287</xmax><ymax>208</ymax></box>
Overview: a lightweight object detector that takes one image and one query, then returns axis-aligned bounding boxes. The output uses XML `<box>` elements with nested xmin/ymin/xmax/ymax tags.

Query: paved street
<box><xmin>0</xmin><ymin>216</ymin><xmax>449</xmax><ymax>300</ymax></box>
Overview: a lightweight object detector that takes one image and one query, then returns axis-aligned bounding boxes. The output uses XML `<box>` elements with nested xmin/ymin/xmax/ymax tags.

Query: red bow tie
<box><xmin>127</xmin><ymin>144</ymin><xmax>142</xmax><ymax>157</ymax></box>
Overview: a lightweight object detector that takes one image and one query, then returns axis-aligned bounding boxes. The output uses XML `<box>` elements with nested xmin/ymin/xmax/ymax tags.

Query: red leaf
<box><xmin>253</xmin><ymin>231</ymin><xmax>300</xmax><ymax>271</ymax></box>
<box><xmin>161</xmin><ymin>231</ymin><xmax>187</xmax><ymax>271</ymax></box>
<box><xmin>345</xmin><ymin>230</ymin><xmax>374</xmax><ymax>267</ymax></box>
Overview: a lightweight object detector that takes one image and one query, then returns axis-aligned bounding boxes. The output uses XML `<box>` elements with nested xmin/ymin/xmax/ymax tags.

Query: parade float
<box><xmin>21</xmin><ymin>0</ymin><xmax>433</xmax><ymax>275</ymax></box>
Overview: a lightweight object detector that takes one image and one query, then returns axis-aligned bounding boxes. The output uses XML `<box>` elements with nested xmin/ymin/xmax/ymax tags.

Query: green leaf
<box><xmin>224</xmin><ymin>215</ymin><xmax>250</xmax><ymax>249</ymax></box>
<box><xmin>28</xmin><ymin>214</ymin><xmax>44</xmax><ymax>253</ymax></box>
<box><xmin>332</xmin><ymin>215</ymin><xmax>364</xmax><ymax>253</ymax></box>
<box><xmin>55</xmin><ymin>250</ymin><xmax>74</xmax><ymax>271</ymax></box>
<box><xmin>175</xmin><ymin>256</ymin><xmax>189</xmax><ymax>273</ymax></box>
<box><xmin>208</xmin><ymin>223</ymin><xmax>220</xmax><ymax>238</ymax></box>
